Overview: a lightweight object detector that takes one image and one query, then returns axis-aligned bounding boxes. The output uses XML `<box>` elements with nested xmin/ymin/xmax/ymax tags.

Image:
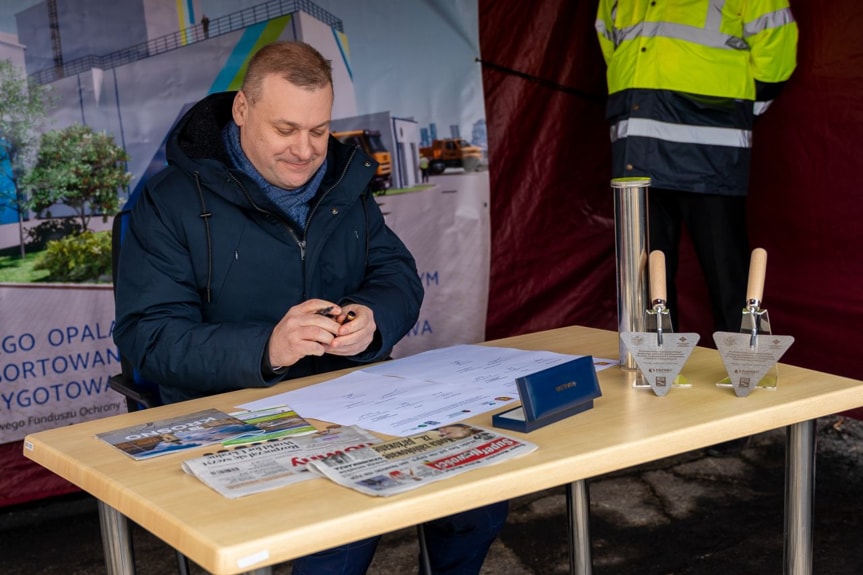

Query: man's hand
<box><xmin>267</xmin><ymin>299</ymin><xmax>343</xmax><ymax>368</ymax></box>
<box><xmin>324</xmin><ymin>303</ymin><xmax>375</xmax><ymax>357</ymax></box>
<box><xmin>267</xmin><ymin>300</ymin><xmax>376</xmax><ymax>368</ymax></box>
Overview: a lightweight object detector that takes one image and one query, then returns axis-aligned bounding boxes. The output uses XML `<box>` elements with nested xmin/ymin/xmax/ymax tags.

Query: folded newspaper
<box><xmin>306</xmin><ymin>423</ymin><xmax>537</xmax><ymax>497</ymax></box>
<box><xmin>181</xmin><ymin>425</ymin><xmax>381</xmax><ymax>498</ymax></box>
<box><xmin>182</xmin><ymin>423</ymin><xmax>537</xmax><ymax>498</ymax></box>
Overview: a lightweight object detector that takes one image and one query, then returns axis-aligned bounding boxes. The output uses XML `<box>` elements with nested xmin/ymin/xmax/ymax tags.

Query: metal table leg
<box><xmin>567</xmin><ymin>479</ymin><xmax>593</xmax><ymax>575</ymax></box>
<box><xmin>97</xmin><ymin>498</ymin><xmax>273</xmax><ymax>575</ymax></box>
<box><xmin>418</xmin><ymin>524</ymin><xmax>433</xmax><ymax>575</ymax></box>
<box><xmin>784</xmin><ymin>419</ymin><xmax>815</xmax><ymax>575</ymax></box>
<box><xmin>97</xmin><ymin>501</ymin><xmax>136</xmax><ymax>575</ymax></box>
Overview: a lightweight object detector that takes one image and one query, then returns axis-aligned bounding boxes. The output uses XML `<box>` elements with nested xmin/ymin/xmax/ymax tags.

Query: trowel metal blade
<box><xmin>740</xmin><ymin>310</ymin><xmax>771</xmax><ymax>336</ymax></box>
<box><xmin>713</xmin><ymin>332</ymin><xmax>795</xmax><ymax>397</ymax></box>
<box><xmin>620</xmin><ymin>332</ymin><xmax>700</xmax><ymax>397</ymax></box>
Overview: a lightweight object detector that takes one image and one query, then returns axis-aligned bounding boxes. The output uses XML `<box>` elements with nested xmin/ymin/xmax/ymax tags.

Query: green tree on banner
<box><xmin>23</xmin><ymin>124</ymin><xmax>131</xmax><ymax>232</ymax></box>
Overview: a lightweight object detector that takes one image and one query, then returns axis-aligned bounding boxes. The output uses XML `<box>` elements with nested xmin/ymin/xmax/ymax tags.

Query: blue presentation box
<box><xmin>492</xmin><ymin>355</ymin><xmax>602</xmax><ymax>433</ymax></box>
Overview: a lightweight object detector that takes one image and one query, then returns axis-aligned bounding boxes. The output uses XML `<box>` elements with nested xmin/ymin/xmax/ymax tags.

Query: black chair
<box><xmin>109</xmin><ymin>208</ymin><xmax>165</xmax><ymax>413</ymax></box>
<box><xmin>109</xmin><ymin>208</ymin><xmax>194</xmax><ymax>575</ymax></box>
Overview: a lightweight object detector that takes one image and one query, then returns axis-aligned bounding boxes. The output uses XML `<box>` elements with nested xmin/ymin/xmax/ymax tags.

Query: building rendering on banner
<box><xmin>11</xmin><ymin>0</ymin><xmax>363</xmax><ymax>204</ymax></box>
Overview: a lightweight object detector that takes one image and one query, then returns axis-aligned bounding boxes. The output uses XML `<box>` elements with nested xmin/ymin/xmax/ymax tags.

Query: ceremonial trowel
<box><xmin>620</xmin><ymin>250</ymin><xmax>700</xmax><ymax>396</ymax></box>
<box><xmin>713</xmin><ymin>248</ymin><xmax>795</xmax><ymax>397</ymax></box>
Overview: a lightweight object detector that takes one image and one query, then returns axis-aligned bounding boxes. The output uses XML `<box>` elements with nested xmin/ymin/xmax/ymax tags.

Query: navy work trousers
<box><xmin>290</xmin><ymin>500</ymin><xmax>509</xmax><ymax>575</ymax></box>
<box><xmin>648</xmin><ymin>188</ymin><xmax>750</xmax><ymax>333</ymax></box>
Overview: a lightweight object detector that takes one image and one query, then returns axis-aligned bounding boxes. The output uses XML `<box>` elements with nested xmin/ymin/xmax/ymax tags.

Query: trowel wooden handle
<box><xmin>649</xmin><ymin>250</ymin><xmax>666</xmax><ymax>304</ymax></box>
<box><xmin>746</xmin><ymin>248</ymin><xmax>767</xmax><ymax>304</ymax></box>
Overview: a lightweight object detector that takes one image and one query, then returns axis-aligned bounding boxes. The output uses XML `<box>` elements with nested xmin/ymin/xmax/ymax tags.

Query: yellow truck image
<box><xmin>331</xmin><ymin>130</ymin><xmax>392</xmax><ymax>193</ymax></box>
<box><xmin>419</xmin><ymin>138</ymin><xmax>483</xmax><ymax>174</ymax></box>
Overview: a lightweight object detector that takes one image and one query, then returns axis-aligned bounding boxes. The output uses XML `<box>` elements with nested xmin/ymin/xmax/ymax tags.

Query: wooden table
<box><xmin>22</xmin><ymin>326</ymin><xmax>863</xmax><ymax>575</ymax></box>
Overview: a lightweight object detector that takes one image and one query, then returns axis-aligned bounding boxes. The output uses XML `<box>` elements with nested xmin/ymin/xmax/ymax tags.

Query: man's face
<box><xmin>233</xmin><ymin>74</ymin><xmax>333</xmax><ymax>190</ymax></box>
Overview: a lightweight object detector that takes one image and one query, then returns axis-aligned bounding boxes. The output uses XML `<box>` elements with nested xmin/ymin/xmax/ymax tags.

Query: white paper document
<box><xmin>239</xmin><ymin>345</ymin><xmax>616</xmax><ymax>437</ymax></box>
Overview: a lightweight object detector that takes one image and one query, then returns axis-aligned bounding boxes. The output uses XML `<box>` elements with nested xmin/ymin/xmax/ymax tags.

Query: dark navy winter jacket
<box><xmin>113</xmin><ymin>92</ymin><xmax>423</xmax><ymax>404</ymax></box>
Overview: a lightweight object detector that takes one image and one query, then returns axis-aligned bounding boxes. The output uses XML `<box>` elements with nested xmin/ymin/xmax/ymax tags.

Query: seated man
<box><xmin>113</xmin><ymin>40</ymin><xmax>507</xmax><ymax>574</ymax></box>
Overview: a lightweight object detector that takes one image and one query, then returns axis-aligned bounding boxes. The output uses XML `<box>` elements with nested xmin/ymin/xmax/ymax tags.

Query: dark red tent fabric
<box><xmin>480</xmin><ymin>0</ymin><xmax>863</xmax><ymax>418</ymax></box>
<box><xmin>4</xmin><ymin>0</ymin><xmax>862</xmax><ymax>508</ymax></box>
<box><xmin>480</xmin><ymin>0</ymin><xmax>616</xmax><ymax>340</ymax></box>
<box><xmin>0</xmin><ymin>441</ymin><xmax>78</xmax><ymax>506</ymax></box>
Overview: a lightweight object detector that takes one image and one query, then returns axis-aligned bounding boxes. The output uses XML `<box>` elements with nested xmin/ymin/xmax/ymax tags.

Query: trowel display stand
<box><xmin>715</xmin><ymin>307</ymin><xmax>782</xmax><ymax>392</ymax></box>
<box><xmin>621</xmin><ymin>314</ymin><xmax>700</xmax><ymax>397</ymax></box>
<box><xmin>630</xmin><ymin>307</ymin><xmax>695</xmax><ymax>392</ymax></box>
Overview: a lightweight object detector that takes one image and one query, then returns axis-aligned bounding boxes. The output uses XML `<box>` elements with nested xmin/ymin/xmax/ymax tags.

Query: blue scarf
<box><xmin>222</xmin><ymin>120</ymin><xmax>327</xmax><ymax>229</ymax></box>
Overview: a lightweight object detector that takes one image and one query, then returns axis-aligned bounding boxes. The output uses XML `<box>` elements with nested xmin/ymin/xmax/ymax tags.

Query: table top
<box><xmin>23</xmin><ymin>326</ymin><xmax>863</xmax><ymax>574</ymax></box>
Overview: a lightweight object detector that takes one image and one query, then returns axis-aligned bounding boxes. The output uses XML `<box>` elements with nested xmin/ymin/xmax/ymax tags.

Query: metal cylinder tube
<box><xmin>611</xmin><ymin>177</ymin><xmax>651</xmax><ymax>369</ymax></box>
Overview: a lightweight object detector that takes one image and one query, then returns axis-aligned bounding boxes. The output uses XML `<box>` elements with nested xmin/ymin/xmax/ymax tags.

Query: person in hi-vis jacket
<box><xmin>596</xmin><ymin>0</ymin><xmax>798</xmax><ymax>332</ymax></box>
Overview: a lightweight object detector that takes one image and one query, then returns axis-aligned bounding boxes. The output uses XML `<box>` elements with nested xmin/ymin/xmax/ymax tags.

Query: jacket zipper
<box><xmin>228</xmin><ymin>146</ymin><xmax>359</xmax><ymax>261</ymax></box>
<box><xmin>228</xmin><ymin>172</ymin><xmax>308</xmax><ymax>259</ymax></box>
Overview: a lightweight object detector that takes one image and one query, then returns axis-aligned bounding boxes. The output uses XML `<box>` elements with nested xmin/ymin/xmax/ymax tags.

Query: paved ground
<box><xmin>3</xmin><ymin>414</ymin><xmax>862</xmax><ymax>575</ymax></box>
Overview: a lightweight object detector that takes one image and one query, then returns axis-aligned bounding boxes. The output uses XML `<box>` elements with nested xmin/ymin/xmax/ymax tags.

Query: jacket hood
<box><xmin>167</xmin><ymin>91</ymin><xmax>236</xmax><ymax>170</ymax></box>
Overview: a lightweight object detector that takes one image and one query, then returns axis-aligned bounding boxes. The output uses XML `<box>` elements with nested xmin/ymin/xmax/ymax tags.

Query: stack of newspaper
<box><xmin>97</xmin><ymin>404</ymin><xmax>537</xmax><ymax>499</ymax></box>
<box><xmin>181</xmin><ymin>422</ymin><xmax>536</xmax><ymax>498</ymax></box>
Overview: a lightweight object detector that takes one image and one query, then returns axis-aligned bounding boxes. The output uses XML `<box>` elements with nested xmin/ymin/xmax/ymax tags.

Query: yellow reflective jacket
<box><xmin>596</xmin><ymin>0</ymin><xmax>798</xmax><ymax>100</ymax></box>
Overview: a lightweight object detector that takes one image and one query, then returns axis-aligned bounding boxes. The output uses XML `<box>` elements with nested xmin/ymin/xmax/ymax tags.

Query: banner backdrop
<box><xmin>0</xmin><ymin>0</ymin><xmax>488</xmax><ymax>503</ymax></box>
<box><xmin>0</xmin><ymin>285</ymin><xmax>125</xmax><ymax>443</ymax></box>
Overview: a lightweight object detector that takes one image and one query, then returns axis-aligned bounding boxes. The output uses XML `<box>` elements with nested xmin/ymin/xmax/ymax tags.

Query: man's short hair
<box><xmin>242</xmin><ymin>41</ymin><xmax>333</xmax><ymax>102</ymax></box>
